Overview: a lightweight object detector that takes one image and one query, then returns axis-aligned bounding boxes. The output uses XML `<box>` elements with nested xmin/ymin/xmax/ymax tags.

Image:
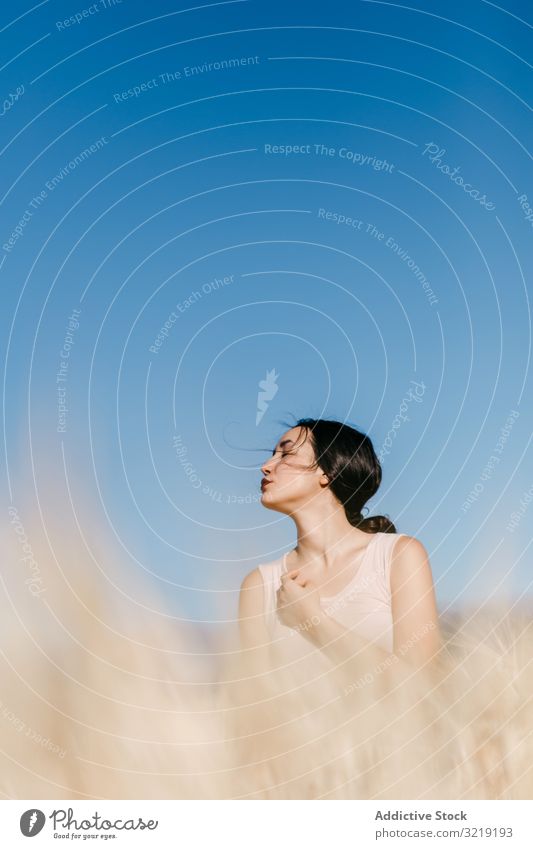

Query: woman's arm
<box><xmin>238</xmin><ymin>568</ymin><xmax>274</xmax><ymax>673</ymax></box>
<box><xmin>389</xmin><ymin>535</ymin><xmax>442</xmax><ymax>664</ymax></box>
<box><xmin>301</xmin><ymin>609</ymin><xmax>391</xmax><ymax>665</ymax></box>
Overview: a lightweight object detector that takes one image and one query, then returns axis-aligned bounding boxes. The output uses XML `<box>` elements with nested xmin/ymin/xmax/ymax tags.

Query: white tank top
<box><xmin>257</xmin><ymin>532</ymin><xmax>407</xmax><ymax>657</ymax></box>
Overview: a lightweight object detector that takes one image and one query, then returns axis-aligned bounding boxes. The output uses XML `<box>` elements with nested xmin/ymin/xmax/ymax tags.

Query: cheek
<box><xmin>277</xmin><ymin>464</ymin><xmax>302</xmax><ymax>482</ymax></box>
<box><xmin>277</xmin><ymin>471</ymin><xmax>316</xmax><ymax>495</ymax></box>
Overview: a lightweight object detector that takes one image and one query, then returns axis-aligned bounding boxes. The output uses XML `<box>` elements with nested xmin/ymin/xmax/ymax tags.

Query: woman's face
<box><xmin>260</xmin><ymin>426</ymin><xmax>327</xmax><ymax>515</ymax></box>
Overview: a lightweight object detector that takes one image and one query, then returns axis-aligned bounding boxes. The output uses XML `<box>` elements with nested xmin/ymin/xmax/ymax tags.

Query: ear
<box><xmin>318</xmin><ymin>471</ymin><xmax>330</xmax><ymax>488</ymax></box>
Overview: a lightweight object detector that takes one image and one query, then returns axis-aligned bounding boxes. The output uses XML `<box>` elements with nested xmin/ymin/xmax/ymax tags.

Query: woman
<box><xmin>239</xmin><ymin>418</ymin><xmax>442</xmax><ymax>680</ymax></box>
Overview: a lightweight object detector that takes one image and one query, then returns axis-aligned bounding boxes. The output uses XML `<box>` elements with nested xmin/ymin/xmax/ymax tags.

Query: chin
<box><xmin>261</xmin><ymin>490</ymin><xmax>281</xmax><ymax>509</ymax></box>
<box><xmin>261</xmin><ymin>494</ymin><xmax>292</xmax><ymax>517</ymax></box>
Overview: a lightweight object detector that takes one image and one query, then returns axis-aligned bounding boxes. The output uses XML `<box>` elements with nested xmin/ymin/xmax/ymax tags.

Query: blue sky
<box><xmin>1</xmin><ymin>0</ymin><xmax>532</xmax><ymax>633</ymax></box>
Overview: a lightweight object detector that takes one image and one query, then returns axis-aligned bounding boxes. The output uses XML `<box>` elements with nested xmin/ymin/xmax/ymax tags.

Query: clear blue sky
<box><xmin>1</xmin><ymin>0</ymin><xmax>532</xmax><ymax>635</ymax></box>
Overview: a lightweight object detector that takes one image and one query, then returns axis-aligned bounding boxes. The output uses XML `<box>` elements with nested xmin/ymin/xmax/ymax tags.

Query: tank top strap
<box><xmin>257</xmin><ymin>558</ymin><xmax>285</xmax><ymax>618</ymax></box>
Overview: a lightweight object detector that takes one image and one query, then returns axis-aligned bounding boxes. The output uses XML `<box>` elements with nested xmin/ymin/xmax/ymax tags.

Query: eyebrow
<box><xmin>271</xmin><ymin>439</ymin><xmax>294</xmax><ymax>456</ymax></box>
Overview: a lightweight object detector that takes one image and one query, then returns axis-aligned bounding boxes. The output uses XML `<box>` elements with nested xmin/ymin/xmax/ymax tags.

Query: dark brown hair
<box><xmin>291</xmin><ymin>417</ymin><xmax>396</xmax><ymax>534</ymax></box>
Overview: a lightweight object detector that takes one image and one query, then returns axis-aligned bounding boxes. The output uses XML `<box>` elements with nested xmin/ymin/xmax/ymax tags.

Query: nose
<box><xmin>261</xmin><ymin>457</ymin><xmax>273</xmax><ymax>475</ymax></box>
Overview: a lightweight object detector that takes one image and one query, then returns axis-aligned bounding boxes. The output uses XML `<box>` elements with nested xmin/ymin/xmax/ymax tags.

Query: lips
<box><xmin>261</xmin><ymin>479</ymin><xmax>273</xmax><ymax>491</ymax></box>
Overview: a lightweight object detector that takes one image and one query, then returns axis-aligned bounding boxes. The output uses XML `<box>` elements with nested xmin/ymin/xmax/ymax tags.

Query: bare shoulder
<box><xmin>238</xmin><ymin>568</ymin><xmax>266</xmax><ymax>623</ymax></box>
<box><xmin>239</xmin><ymin>567</ymin><xmax>264</xmax><ymax>591</ymax></box>
<box><xmin>390</xmin><ymin>534</ymin><xmax>434</xmax><ymax>588</ymax></box>
<box><xmin>238</xmin><ymin>567</ymin><xmax>269</xmax><ymax>651</ymax></box>
<box><xmin>392</xmin><ymin>534</ymin><xmax>429</xmax><ymax>560</ymax></box>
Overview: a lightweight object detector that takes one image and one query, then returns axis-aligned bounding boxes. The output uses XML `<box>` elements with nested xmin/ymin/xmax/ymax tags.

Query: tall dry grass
<box><xmin>1</xmin><ymin>505</ymin><xmax>532</xmax><ymax>800</ymax></box>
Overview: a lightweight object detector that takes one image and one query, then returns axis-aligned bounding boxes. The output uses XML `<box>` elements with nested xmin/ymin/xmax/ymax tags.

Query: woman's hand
<box><xmin>276</xmin><ymin>569</ymin><xmax>323</xmax><ymax>631</ymax></box>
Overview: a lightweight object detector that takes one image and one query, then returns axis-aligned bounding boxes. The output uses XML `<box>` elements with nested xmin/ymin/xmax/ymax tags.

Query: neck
<box><xmin>288</xmin><ymin>501</ymin><xmax>366</xmax><ymax>567</ymax></box>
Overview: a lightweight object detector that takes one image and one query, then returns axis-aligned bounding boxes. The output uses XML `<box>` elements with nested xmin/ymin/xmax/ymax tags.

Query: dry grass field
<box><xmin>2</xmin><ymin>506</ymin><xmax>532</xmax><ymax>800</ymax></box>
